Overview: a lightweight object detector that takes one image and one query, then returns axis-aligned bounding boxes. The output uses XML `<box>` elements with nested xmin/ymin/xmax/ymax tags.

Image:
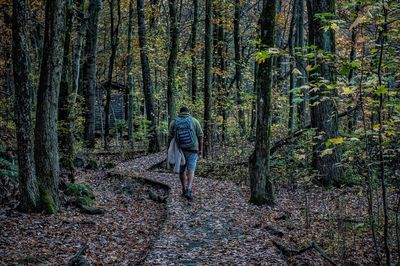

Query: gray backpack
<box><xmin>175</xmin><ymin>116</ymin><xmax>196</xmax><ymax>150</ymax></box>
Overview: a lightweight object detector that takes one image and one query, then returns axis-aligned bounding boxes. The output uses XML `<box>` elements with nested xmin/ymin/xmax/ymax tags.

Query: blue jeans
<box><xmin>180</xmin><ymin>150</ymin><xmax>198</xmax><ymax>172</ymax></box>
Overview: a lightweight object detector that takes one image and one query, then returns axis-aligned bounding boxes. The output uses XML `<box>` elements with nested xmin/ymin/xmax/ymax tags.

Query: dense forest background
<box><xmin>0</xmin><ymin>0</ymin><xmax>399</xmax><ymax>264</ymax></box>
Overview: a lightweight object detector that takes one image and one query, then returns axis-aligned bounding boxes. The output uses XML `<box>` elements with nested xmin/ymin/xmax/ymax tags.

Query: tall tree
<box><xmin>190</xmin><ymin>0</ymin><xmax>199</xmax><ymax>102</ymax></box>
<box><xmin>167</xmin><ymin>0</ymin><xmax>179</xmax><ymax>123</ymax></box>
<box><xmin>203</xmin><ymin>0</ymin><xmax>213</xmax><ymax>157</ymax></box>
<box><xmin>288</xmin><ymin>0</ymin><xmax>299</xmax><ymax>134</ymax></box>
<box><xmin>137</xmin><ymin>0</ymin><xmax>160</xmax><ymax>152</ymax></box>
<box><xmin>34</xmin><ymin>0</ymin><xmax>65</xmax><ymax>214</ymax></box>
<box><xmin>249</xmin><ymin>0</ymin><xmax>276</xmax><ymax>205</ymax></box>
<box><xmin>72</xmin><ymin>0</ymin><xmax>86</xmax><ymax>104</ymax></box>
<box><xmin>58</xmin><ymin>0</ymin><xmax>75</xmax><ymax>181</ymax></box>
<box><xmin>296</xmin><ymin>0</ymin><xmax>307</xmax><ymax>128</ymax></box>
<box><xmin>12</xmin><ymin>0</ymin><xmax>39</xmax><ymax>211</ymax></box>
<box><xmin>308</xmin><ymin>0</ymin><xmax>343</xmax><ymax>185</ymax></box>
<box><xmin>82</xmin><ymin>0</ymin><xmax>102</xmax><ymax>148</ymax></box>
<box><xmin>104</xmin><ymin>0</ymin><xmax>121</xmax><ymax>149</ymax></box>
<box><xmin>126</xmin><ymin>0</ymin><xmax>135</xmax><ymax>146</ymax></box>
<box><xmin>234</xmin><ymin>0</ymin><xmax>246</xmax><ymax>137</ymax></box>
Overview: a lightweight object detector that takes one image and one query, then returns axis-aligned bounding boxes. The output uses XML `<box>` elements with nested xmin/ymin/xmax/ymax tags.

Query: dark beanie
<box><xmin>180</xmin><ymin>106</ymin><xmax>189</xmax><ymax>113</ymax></box>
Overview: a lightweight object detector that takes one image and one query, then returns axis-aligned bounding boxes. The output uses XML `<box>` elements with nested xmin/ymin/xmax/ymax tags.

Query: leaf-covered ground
<box><xmin>2</xmin><ymin>148</ymin><xmax>397</xmax><ymax>265</ymax></box>
<box><xmin>0</xmin><ymin>158</ymin><xmax>167</xmax><ymax>265</ymax></box>
<box><xmin>120</xmin><ymin>152</ymin><xmax>286</xmax><ymax>265</ymax></box>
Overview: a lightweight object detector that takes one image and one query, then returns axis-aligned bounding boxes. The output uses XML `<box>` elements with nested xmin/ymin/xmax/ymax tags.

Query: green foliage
<box><xmin>66</xmin><ymin>182</ymin><xmax>95</xmax><ymax>198</ymax></box>
<box><xmin>65</xmin><ymin>182</ymin><xmax>95</xmax><ymax>207</ymax></box>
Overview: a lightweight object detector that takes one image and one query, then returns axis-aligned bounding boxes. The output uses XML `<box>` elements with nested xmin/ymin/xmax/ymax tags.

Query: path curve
<box><xmin>116</xmin><ymin>152</ymin><xmax>286</xmax><ymax>265</ymax></box>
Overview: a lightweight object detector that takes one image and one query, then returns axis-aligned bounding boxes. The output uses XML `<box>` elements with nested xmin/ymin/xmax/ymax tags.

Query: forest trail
<box><xmin>116</xmin><ymin>152</ymin><xmax>286</xmax><ymax>265</ymax></box>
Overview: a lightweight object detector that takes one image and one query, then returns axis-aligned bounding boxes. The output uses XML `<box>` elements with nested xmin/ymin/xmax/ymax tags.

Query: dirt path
<box><xmin>117</xmin><ymin>152</ymin><xmax>286</xmax><ymax>265</ymax></box>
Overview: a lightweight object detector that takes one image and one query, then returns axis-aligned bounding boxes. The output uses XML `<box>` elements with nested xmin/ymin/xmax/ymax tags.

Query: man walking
<box><xmin>169</xmin><ymin>106</ymin><xmax>203</xmax><ymax>200</ymax></box>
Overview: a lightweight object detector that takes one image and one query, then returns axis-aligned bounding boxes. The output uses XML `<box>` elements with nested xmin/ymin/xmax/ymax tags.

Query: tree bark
<box><xmin>72</xmin><ymin>0</ymin><xmax>86</xmax><ymax>104</ymax></box>
<box><xmin>215</xmin><ymin>7</ymin><xmax>227</xmax><ymax>143</ymax></box>
<box><xmin>58</xmin><ymin>0</ymin><xmax>75</xmax><ymax>181</ymax></box>
<box><xmin>190</xmin><ymin>0</ymin><xmax>198</xmax><ymax>102</ymax></box>
<box><xmin>308</xmin><ymin>0</ymin><xmax>343</xmax><ymax>185</ymax></box>
<box><xmin>82</xmin><ymin>0</ymin><xmax>102</xmax><ymax>149</ymax></box>
<box><xmin>137</xmin><ymin>0</ymin><xmax>160</xmax><ymax>152</ymax></box>
<box><xmin>296</xmin><ymin>0</ymin><xmax>307</xmax><ymax>128</ymax></box>
<box><xmin>104</xmin><ymin>0</ymin><xmax>121</xmax><ymax>150</ymax></box>
<box><xmin>249</xmin><ymin>0</ymin><xmax>276</xmax><ymax>205</ymax></box>
<box><xmin>167</xmin><ymin>0</ymin><xmax>179</xmax><ymax>123</ymax></box>
<box><xmin>34</xmin><ymin>0</ymin><xmax>65</xmax><ymax>214</ymax></box>
<box><xmin>234</xmin><ymin>0</ymin><xmax>246</xmax><ymax>137</ymax></box>
<box><xmin>126</xmin><ymin>0</ymin><xmax>135</xmax><ymax>147</ymax></box>
<box><xmin>203</xmin><ymin>0</ymin><xmax>213</xmax><ymax>157</ymax></box>
<box><xmin>12</xmin><ymin>0</ymin><xmax>39</xmax><ymax>212</ymax></box>
<box><xmin>288</xmin><ymin>0</ymin><xmax>298</xmax><ymax>134</ymax></box>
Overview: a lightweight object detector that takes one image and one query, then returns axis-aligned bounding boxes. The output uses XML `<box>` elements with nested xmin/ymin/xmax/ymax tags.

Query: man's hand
<box><xmin>198</xmin><ymin>150</ymin><xmax>203</xmax><ymax>160</ymax></box>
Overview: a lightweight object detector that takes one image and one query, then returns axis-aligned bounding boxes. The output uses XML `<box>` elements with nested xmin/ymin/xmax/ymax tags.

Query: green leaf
<box><xmin>320</xmin><ymin>148</ymin><xmax>333</xmax><ymax>157</ymax></box>
<box><xmin>375</xmin><ymin>86</ymin><xmax>389</xmax><ymax>95</ymax></box>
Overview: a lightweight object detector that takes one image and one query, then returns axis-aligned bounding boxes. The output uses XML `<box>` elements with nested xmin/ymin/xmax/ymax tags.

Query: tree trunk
<box><xmin>203</xmin><ymin>0</ymin><xmax>213</xmax><ymax>157</ymax></box>
<box><xmin>308</xmin><ymin>0</ymin><xmax>343</xmax><ymax>185</ymax></box>
<box><xmin>104</xmin><ymin>0</ymin><xmax>121</xmax><ymax>150</ymax></box>
<box><xmin>82</xmin><ymin>0</ymin><xmax>102</xmax><ymax>149</ymax></box>
<box><xmin>296</xmin><ymin>0</ymin><xmax>307</xmax><ymax>128</ymax></box>
<box><xmin>34</xmin><ymin>0</ymin><xmax>65</xmax><ymax>214</ymax></box>
<box><xmin>58</xmin><ymin>0</ymin><xmax>75</xmax><ymax>181</ymax></box>
<box><xmin>167</xmin><ymin>0</ymin><xmax>179</xmax><ymax>123</ymax></box>
<box><xmin>126</xmin><ymin>0</ymin><xmax>135</xmax><ymax>147</ymax></box>
<box><xmin>72</xmin><ymin>0</ymin><xmax>86</xmax><ymax>105</ymax></box>
<box><xmin>234</xmin><ymin>0</ymin><xmax>246</xmax><ymax>137</ymax></box>
<box><xmin>249</xmin><ymin>0</ymin><xmax>276</xmax><ymax>205</ymax></box>
<box><xmin>288</xmin><ymin>0</ymin><xmax>298</xmax><ymax>134</ymax></box>
<box><xmin>137</xmin><ymin>0</ymin><xmax>160</xmax><ymax>152</ymax></box>
<box><xmin>190</xmin><ymin>0</ymin><xmax>198</xmax><ymax>103</ymax></box>
<box><xmin>12</xmin><ymin>0</ymin><xmax>39</xmax><ymax>212</ymax></box>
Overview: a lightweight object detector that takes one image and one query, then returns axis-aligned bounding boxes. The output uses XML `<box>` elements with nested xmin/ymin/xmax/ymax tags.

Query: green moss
<box><xmin>42</xmin><ymin>191</ymin><xmax>57</xmax><ymax>214</ymax></box>
<box><xmin>65</xmin><ymin>182</ymin><xmax>95</xmax><ymax>208</ymax></box>
<box><xmin>65</xmin><ymin>182</ymin><xmax>95</xmax><ymax>199</ymax></box>
<box><xmin>76</xmin><ymin>196</ymin><xmax>94</xmax><ymax>207</ymax></box>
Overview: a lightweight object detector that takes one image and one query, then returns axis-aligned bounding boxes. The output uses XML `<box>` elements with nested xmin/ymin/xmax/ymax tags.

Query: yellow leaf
<box><xmin>328</xmin><ymin>137</ymin><xmax>345</xmax><ymax>145</ymax></box>
<box><xmin>321</xmin><ymin>148</ymin><xmax>333</xmax><ymax>157</ymax></box>
<box><xmin>341</xmin><ymin>86</ymin><xmax>353</xmax><ymax>95</ymax></box>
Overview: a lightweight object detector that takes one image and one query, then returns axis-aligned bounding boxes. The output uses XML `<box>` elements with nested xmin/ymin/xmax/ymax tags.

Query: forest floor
<box><xmin>1</xmin><ymin>147</ymin><xmax>398</xmax><ymax>265</ymax></box>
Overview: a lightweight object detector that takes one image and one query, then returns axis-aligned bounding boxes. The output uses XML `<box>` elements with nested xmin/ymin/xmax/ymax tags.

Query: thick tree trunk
<box><xmin>249</xmin><ymin>0</ymin><xmax>276</xmax><ymax>205</ymax></box>
<box><xmin>82</xmin><ymin>0</ymin><xmax>102</xmax><ymax>148</ymax></box>
<box><xmin>126</xmin><ymin>0</ymin><xmax>135</xmax><ymax>146</ymax></box>
<box><xmin>167</xmin><ymin>0</ymin><xmax>178</xmax><ymax>123</ymax></box>
<box><xmin>234</xmin><ymin>0</ymin><xmax>246</xmax><ymax>137</ymax></box>
<box><xmin>104</xmin><ymin>0</ymin><xmax>121</xmax><ymax>150</ymax></box>
<box><xmin>58</xmin><ymin>0</ymin><xmax>75</xmax><ymax>181</ymax></box>
<box><xmin>34</xmin><ymin>0</ymin><xmax>65</xmax><ymax>214</ymax></box>
<box><xmin>203</xmin><ymin>0</ymin><xmax>213</xmax><ymax>157</ymax></box>
<box><xmin>137</xmin><ymin>0</ymin><xmax>160</xmax><ymax>152</ymax></box>
<box><xmin>12</xmin><ymin>0</ymin><xmax>39</xmax><ymax>212</ymax></box>
<box><xmin>308</xmin><ymin>0</ymin><xmax>342</xmax><ymax>185</ymax></box>
<box><xmin>190</xmin><ymin>0</ymin><xmax>198</xmax><ymax>102</ymax></box>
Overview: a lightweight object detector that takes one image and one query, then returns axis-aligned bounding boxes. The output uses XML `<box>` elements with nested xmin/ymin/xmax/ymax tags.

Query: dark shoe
<box><xmin>181</xmin><ymin>187</ymin><xmax>187</xmax><ymax>197</ymax></box>
<box><xmin>184</xmin><ymin>189</ymin><xmax>193</xmax><ymax>200</ymax></box>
